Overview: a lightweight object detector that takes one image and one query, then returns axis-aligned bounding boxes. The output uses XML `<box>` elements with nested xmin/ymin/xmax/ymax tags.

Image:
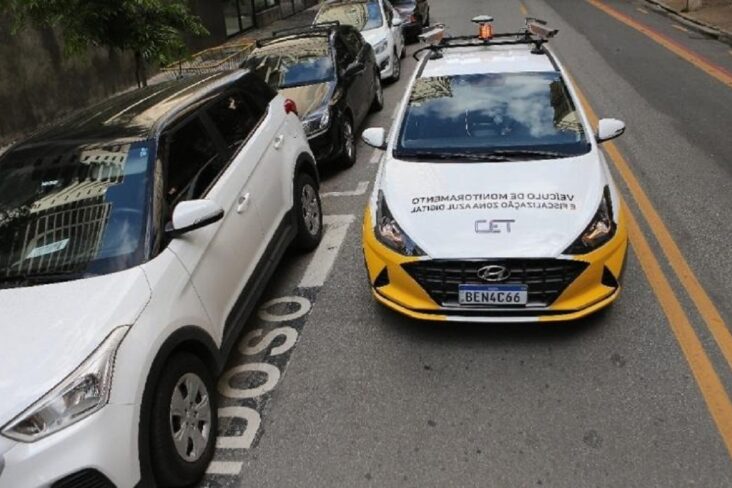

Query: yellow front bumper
<box><xmin>362</xmin><ymin>206</ymin><xmax>629</xmax><ymax>323</ymax></box>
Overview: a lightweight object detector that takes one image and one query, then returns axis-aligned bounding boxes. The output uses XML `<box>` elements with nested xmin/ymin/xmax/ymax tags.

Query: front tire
<box><xmin>150</xmin><ymin>352</ymin><xmax>217</xmax><ymax>487</ymax></box>
<box><xmin>336</xmin><ymin>117</ymin><xmax>357</xmax><ymax>169</ymax></box>
<box><xmin>390</xmin><ymin>50</ymin><xmax>401</xmax><ymax>82</ymax></box>
<box><xmin>371</xmin><ymin>71</ymin><xmax>384</xmax><ymax>112</ymax></box>
<box><xmin>293</xmin><ymin>171</ymin><xmax>323</xmax><ymax>251</ymax></box>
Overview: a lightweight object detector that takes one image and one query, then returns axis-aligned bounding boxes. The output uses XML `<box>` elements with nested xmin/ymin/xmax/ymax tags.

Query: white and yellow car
<box><xmin>361</xmin><ymin>19</ymin><xmax>629</xmax><ymax>323</ymax></box>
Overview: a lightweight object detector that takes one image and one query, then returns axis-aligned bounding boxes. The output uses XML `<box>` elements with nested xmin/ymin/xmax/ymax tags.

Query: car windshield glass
<box><xmin>0</xmin><ymin>140</ymin><xmax>153</xmax><ymax>288</ymax></box>
<box><xmin>246</xmin><ymin>36</ymin><xmax>335</xmax><ymax>89</ymax></box>
<box><xmin>315</xmin><ymin>1</ymin><xmax>383</xmax><ymax>31</ymax></box>
<box><xmin>396</xmin><ymin>72</ymin><xmax>590</xmax><ymax>160</ymax></box>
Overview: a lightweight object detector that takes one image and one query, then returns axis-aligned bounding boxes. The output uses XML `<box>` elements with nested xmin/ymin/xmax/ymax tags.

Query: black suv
<box><xmin>244</xmin><ymin>22</ymin><xmax>383</xmax><ymax>168</ymax></box>
<box><xmin>392</xmin><ymin>0</ymin><xmax>430</xmax><ymax>42</ymax></box>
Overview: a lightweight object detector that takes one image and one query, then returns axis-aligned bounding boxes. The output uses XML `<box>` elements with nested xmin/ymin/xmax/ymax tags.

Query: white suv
<box><xmin>0</xmin><ymin>70</ymin><xmax>323</xmax><ymax>487</ymax></box>
<box><xmin>315</xmin><ymin>0</ymin><xmax>405</xmax><ymax>81</ymax></box>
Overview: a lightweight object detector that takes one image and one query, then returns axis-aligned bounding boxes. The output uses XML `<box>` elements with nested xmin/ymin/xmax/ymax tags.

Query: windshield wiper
<box><xmin>490</xmin><ymin>149</ymin><xmax>574</xmax><ymax>160</ymax></box>
<box><xmin>395</xmin><ymin>151</ymin><xmax>510</xmax><ymax>162</ymax></box>
<box><xmin>0</xmin><ymin>271</ymin><xmax>93</xmax><ymax>288</ymax></box>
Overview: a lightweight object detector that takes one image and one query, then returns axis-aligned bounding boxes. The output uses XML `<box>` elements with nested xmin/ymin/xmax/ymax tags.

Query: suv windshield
<box><xmin>315</xmin><ymin>1</ymin><xmax>384</xmax><ymax>31</ymax></box>
<box><xmin>396</xmin><ymin>72</ymin><xmax>590</xmax><ymax>160</ymax></box>
<box><xmin>246</xmin><ymin>36</ymin><xmax>335</xmax><ymax>89</ymax></box>
<box><xmin>0</xmin><ymin>140</ymin><xmax>153</xmax><ymax>288</ymax></box>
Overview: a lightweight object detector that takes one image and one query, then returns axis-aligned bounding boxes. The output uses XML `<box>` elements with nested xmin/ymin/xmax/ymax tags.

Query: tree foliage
<box><xmin>0</xmin><ymin>0</ymin><xmax>208</xmax><ymax>86</ymax></box>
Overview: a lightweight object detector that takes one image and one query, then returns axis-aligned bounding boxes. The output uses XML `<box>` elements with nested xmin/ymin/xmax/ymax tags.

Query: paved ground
<box><xmin>198</xmin><ymin>1</ymin><xmax>732</xmax><ymax>486</ymax></box>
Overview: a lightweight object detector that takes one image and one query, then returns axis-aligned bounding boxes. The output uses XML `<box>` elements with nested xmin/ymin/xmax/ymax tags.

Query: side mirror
<box><xmin>392</xmin><ymin>17</ymin><xmax>404</xmax><ymax>27</ymax></box>
<box><xmin>166</xmin><ymin>199</ymin><xmax>224</xmax><ymax>238</ymax></box>
<box><xmin>596</xmin><ymin>118</ymin><xmax>626</xmax><ymax>144</ymax></box>
<box><xmin>362</xmin><ymin>127</ymin><xmax>388</xmax><ymax>150</ymax></box>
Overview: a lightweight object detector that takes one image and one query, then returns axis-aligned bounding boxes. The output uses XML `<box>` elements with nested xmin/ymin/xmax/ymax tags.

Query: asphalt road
<box><xmin>200</xmin><ymin>1</ymin><xmax>732</xmax><ymax>486</ymax></box>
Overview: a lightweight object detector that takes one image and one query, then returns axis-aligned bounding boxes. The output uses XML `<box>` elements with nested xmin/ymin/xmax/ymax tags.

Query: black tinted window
<box><xmin>166</xmin><ymin>118</ymin><xmax>221</xmax><ymax>206</ymax></box>
<box><xmin>207</xmin><ymin>91</ymin><xmax>261</xmax><ymax>155</ymax></box>
<box><xmin>334</xmin><ymin>37</ymin><xmax>355</xmax><ymax>67</ymax></box>
<box><xmin>342</xmin><ymin>30</ymin><xmax>364</xmax><ymax>58</ymax></box>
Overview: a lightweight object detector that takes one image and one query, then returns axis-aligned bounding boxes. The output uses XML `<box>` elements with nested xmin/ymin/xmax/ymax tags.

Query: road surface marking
<box><xmin>671</xmin><ymin>23</ymin><xmax>689</xmax><ymax>33</ymax></box>
<box><xmin>572</xmin><ymin>81</ymin><xmax>732</xmax><ymax>459</ymax></box>
<box><xmin>370</xmin><ymin>150</ymin><xmax>383</xmax><ymax>165</ymax></box>
<box><xmin>258</xmin><ymin>296</ymin><xmax>312</xmax><ymax>322</ymax></box>
<box><xmin>586</xmin><ymin>0</ymin><xmax>732</xmax><ymax>89</ymax></box>
<box><xmin>636</xmin><ymin>7</ymin><xmax>649</xmax><ymax>14</ymax></box>
<box><xmin>299</xmin><ymin>214</ymin><xmax>355</xmax><ymax>288</ymax></box>
<box><xmin>519</xmin><ymin>2</ymin><xmax>528</xmax><ymax>16</ymax></box>
<box><xmin>321</xmin><ymin>181</ymin><xmax>370</xmax><ymax>197</ymax></box>
<box><xmin>206</xmin><ymin>461</ymin><xmax>243</xmax><ymax>475</ymax></box>
<box><xmin>573</xmin><ymin>82</ymin><xmax>732</xmax><ymax>375</ymax></box>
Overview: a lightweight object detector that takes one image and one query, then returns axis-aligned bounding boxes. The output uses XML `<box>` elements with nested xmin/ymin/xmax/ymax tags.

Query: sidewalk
<box><xmin>646</xmin><ymin>0</ymin><xmax>732</xmax><ymax>41</ymax></box>
<box><xmin>226</xmin><ymin>5</ymin><xmax>319</xmax><ymax>45</ymax></box>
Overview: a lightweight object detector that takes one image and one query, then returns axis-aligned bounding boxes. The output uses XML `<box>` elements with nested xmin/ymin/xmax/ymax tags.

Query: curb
<box><xmin>644</xmin><ymin>0</ymin><xmax>732</xmax><ymax>45</ymax></box>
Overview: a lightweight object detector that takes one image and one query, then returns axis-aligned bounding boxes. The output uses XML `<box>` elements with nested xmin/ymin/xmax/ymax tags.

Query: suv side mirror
<box><xmin>362</xmin><ymin>127</ymin><xmax>387</xmax><ymax>149</ymax></box>
<box><xmin>166</xmin><ymin>199</ymin><xmax>224</xmax><ymax>237</ymax></box>
<box><xmin>392</xmin><ymin>17</ymin><xmax>404</xmax><ymax>27</ymax></box>
<box><xmin>596</xmin><ymin>118</ymin><xmax>626</xmax><ymax>144</ymax></box>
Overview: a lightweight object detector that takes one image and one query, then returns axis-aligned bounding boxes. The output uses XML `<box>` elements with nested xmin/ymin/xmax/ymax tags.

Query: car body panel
<box><xmin>0</xmin><ymin>268</ymin><xmax>150</xmax><ymax>427</ymax></box>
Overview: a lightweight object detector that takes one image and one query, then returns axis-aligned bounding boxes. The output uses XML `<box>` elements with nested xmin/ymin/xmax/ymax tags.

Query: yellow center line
<box><xmin>574</xmin><ymin>84</ymin><xmax>732</xmax><ymax>375</ymax></box>
<box><xmin>573</xmin><ymin>81</ymin><xmax>732</xmax><ymax>459</ymax></box>
<box><xmin>586</xmin><ymin>0</ymin><xmax>732</xmax><ymax>89</ymax></box>
<box><xmin>519</xmin><ymin>2</ymin><xmax>529</xmax><ymax>17</ymax></box>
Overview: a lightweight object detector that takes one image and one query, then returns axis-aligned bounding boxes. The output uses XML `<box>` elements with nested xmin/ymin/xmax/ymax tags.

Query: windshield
<box><xmin>315</xmin><ymin>1</ymin><xmax>384</xmax><ymax>31</ymax></box>
<box><xmin>0</xmin><ymin>140</ymin><xmax>153</xmax><ymax>287</ymax></box>
<box><xmin>396</xmin><ymin>72</ymin><xmax>590</xmax><ymax>160</ymax></box>
<box><xmin>246</xmin><ymin>36</ymin><xmax>335</xmax><ymax>89</ymax></box>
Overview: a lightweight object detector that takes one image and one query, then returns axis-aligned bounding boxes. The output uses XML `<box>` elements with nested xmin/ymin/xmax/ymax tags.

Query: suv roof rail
<box><xmin>413</xmin><ymin>17</ymin><xmax>559</xmax><ymax>60</ymax></box>
<box><xmin>256</xmin><ymin>24</ymin><xmax>337</xmax><ymax>48</ymax></box>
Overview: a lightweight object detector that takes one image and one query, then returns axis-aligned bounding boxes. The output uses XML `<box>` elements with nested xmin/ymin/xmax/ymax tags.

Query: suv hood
<box><xmin>361</xmin><ymin>28</ymin><xmax>389</xmax><ymax>48</ymax></box>
<box><xmin>280</xmin><ymin>81</ymin><xmax>335</xmax><ymax>120</ymax></box>
<box><xmin>380</xmin><ymin>153</ymin><xmax>605</xmax><ymax>258</ymax></box>
<box><xmin>0</xmin><ymin>268</ymin><xmax>151</xmax><ymax>427</ymax></box>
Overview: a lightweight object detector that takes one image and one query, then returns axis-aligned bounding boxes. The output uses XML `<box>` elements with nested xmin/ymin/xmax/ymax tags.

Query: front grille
<box><xmin>402</xmin><ymin>259</ymin><xmax>589</xmax><ymax>308</ymax></box>
<box><xmin>52</xmin><ymin>469</ymin><xmax>115</xmax><ymax>488</ymax></box>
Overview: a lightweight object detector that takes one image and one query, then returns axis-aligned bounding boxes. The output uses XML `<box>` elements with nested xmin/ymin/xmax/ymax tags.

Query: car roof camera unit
<box><xmin>414</xmin><ymin>15</ymin><xmax>559</xmax><ymax>60</ymax></box>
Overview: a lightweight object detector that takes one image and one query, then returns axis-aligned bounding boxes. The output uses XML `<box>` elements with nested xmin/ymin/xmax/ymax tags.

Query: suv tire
<box><xmin>390</xmin><ymin>51</ymin><xmax>401</xmax><ymax>82</ymax></box>
<box><xmin>336</xmin><ymin>117</ymin><xmax>357</xmax><ymax>169</ymax></box>
<box><xmin>150</xmin><ymin>352</ymin><xmax>217</xmax><ymax>487</ymax></box>
<box><xmin>293</xmin><ymin>171</ymin><xmax>323</xmax><ymax>251</ymax></box>
<box><xmin>371</xmin><ymin>71</ymin><xmax>384</xmax><ymax>112</ymax></box>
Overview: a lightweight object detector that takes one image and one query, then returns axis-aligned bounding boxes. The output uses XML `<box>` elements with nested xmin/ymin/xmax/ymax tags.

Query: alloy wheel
<box><xmin>301</xmin><ymin>183</ymin><xmax>321</xmax><ymax>237</ymax></box>
<box><xmin>169</xmin><ymin>373</ymin><xmax>212</xmax><ymax>463</ymax></box>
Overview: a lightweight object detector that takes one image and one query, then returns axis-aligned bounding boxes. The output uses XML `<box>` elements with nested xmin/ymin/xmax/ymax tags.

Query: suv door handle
<box><xmin>273</xmin><ymin>135</ymin><xmax>285</xmax><ymax>150</ymax></box>
<box><xmin>236</xmin><ymin>193</ymin><xmax>251</xmax><ymax>213</ymax></box>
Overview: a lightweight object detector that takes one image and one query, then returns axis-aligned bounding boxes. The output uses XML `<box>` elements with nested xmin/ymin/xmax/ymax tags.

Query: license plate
<box><xmin>458</xmin><ymin>284</ymin><xmax>528</xmax><ymax>306</ymax></box>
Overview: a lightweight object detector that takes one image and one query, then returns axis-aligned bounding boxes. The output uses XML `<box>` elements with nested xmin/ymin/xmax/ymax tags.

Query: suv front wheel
<box><xmin>293</xmin><ymin>171</ymin><xmax>323</xmax><ymax>251</ymax></box>
<box><xmin>150</xmin><ymin>352</ymin><xmax>217</xmax><ymax>487</ymax></box>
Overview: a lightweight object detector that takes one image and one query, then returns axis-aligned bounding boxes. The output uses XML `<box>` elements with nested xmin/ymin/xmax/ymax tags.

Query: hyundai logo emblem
<box><xmin>477</xmin><ymin>265</ymin><xmax>511</xmax><ymax>283</ymax></box>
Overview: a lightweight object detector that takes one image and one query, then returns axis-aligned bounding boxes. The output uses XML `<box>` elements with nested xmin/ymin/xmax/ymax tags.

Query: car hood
<box><xmin>0</xmin><ymin>268</ymin><xmax>151</xmax><ymax>427</ymax></box>
<box><xmin>379</xmin><ymin>153</ymin><xmax>606</xmax><ymax>258</ymax></box>
<box><xmin>361</xmin><ymin>28</ymin><xmax>389</xmax><ymax>48</ymax></box>
<box><xmin>280</xmin><ymin>81</ymin><xmax>335</xmax><ymax>119</ymax></box>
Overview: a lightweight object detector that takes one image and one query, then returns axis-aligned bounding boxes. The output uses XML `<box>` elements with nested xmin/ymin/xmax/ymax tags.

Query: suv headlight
<box><xmin>375</xmin><ymin>191</ymin><xmax>424</xmax><ymax>256</ymax></box>
<box><xmin>564</xmin><ymin>186</ymin><xmax>617</xmax><ymax>254</ymax></box>
<box><xmin>303</xmin><ymin>109</ymin><xmax>331</xmax><ymax>138</ymax></box>
<box><xmin>1</xmin><ymin>326</ymin><xmax>130</xmax><ymax>442</ymax></box>
<box><xmin>374</xmin><ymin>39</ymin><xmax>389</xmax><ymax>55</ymax></box>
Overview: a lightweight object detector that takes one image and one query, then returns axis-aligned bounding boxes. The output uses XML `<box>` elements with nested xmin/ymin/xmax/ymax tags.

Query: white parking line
<box><xmin>321</xmin><ymin>181</ymin><xmax>370</xmax><ymax>197</ymax></box>
<box><xmin>299</xmin><ymin>214</ymin><xmax>355</xmax><ymax>288</ymax></box>
<box><xmin>206</xmin><ymin>461</ymin><xmax>243</xmax><ymax>475</ymax></box>
<box><xmin>369</xmin><ymin>150</ymin><xmax>383</xmax><ymax>165</ymax></box>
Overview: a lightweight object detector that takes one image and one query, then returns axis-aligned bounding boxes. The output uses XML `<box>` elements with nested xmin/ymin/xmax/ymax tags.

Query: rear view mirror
<box><xmin>596</xmin><ymin>118</ymin><xmax>626</xmax><ymax>144</ymax></box>
<box><xmin>362</xmin><ymin>127</ymin><xmax>387</xmax><ymax>150</ymax></box>
<box><xmin>166</xmin><ymin>199</ymin><xmax>224</xmax><ymax>237</ymax></box>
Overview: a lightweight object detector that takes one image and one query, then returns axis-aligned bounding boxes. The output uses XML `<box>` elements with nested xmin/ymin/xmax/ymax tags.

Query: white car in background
<box><xmin>315</xmin><ymin>0</ymin><xmax>405</xmax><ymax>81</ymax></box>
<box><xmin>0</xmin><ymin>70</ymin><xmax>323</xmax><ymax>487</ymax></box>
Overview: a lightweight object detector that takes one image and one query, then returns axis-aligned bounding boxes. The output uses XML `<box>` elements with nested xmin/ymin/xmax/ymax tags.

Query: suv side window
<box><xmin>342</xmin><ymin>29</ymin><xmax>364</xmax><ymax>58</ymax></box>
<box><xmin>164</xmin><ymin>117</ymin><xmax>222</xmax><ymax>208</ymax></box>
<box><xmin>334</xmin><ymin>36</ymin><xmax>355</xmax><ymax>68</ymax></box>
<box><xmin>206</xmin><ymin>91</ymin><xmax>261</xmax><ymax>157</ymax></box>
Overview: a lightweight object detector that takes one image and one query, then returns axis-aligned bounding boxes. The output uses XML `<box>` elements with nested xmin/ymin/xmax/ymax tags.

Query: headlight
<box><xmin>303</xmin><ymin>109</ymin><xmax>331</xmax><ymax>138</ymax></box>
<box><xmin>375</xmin><ymin>190</ymin><xmax>424</xmax><ymax>256</ymax></box>
<box><xmin>564</xmin><ymin>186</ymin><xmax>617</xmax><ymax>254</ymax></box>
<box><xmin>374</xmin><ymin>39</ymin><xmax>389</xmax><ymax>55</ymax></box>
<box><xmin>2</xmin><ymin>326</ymin><xmax>130</xmax><ymax>442</ymax></box>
